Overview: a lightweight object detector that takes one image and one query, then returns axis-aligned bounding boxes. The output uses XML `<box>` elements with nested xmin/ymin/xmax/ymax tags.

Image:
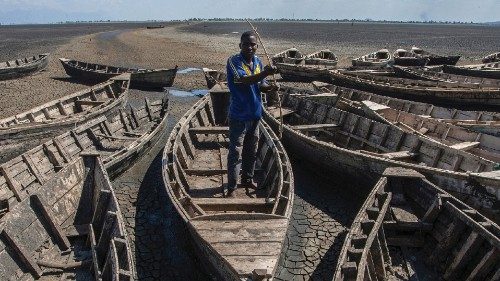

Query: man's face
<box><xmin>240</xmin><ymin>35</ymin><xmax>258</xmax><ymax>59</ymax></box>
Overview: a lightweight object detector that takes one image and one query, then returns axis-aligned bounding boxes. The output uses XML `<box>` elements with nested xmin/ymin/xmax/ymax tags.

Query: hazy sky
<box><xmin>0</xmin><ymin>0</ymin><xmax>499</xmax><ymax>24</ymax></box>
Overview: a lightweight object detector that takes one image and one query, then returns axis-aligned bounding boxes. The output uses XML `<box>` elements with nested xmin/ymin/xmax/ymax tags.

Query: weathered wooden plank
<box><xmin>96</xmin><ymin>211</ymin><xmax>117</xmax><ymax>266</ymax></box>
<box><xmin>0</xmin><ymin>166</ymin><xmax>23</xmax><ymax>201</ymax></box>
<box><xmin>449</xmin><ymin>141</ymin><xmax>480</xmax><ymax>151</ymax></box>
<box><xmin>443</xmin><ymin>231</ymin><xmax>483</xmax><ymax>280</ymax></box>
<box><xmin>1</xmin><ymin>229</ymin><xmax>43</xmax><ymax>278</ymax></box>
<box><xmin>30</xmin><ymin>194</ymin><xmax>71</xmax><ymax>250</ymax></box>
<box><xmin>465</xmin><ymin>247</ymin><xmax>498</xmax><ymax>281</ymax></box>
<box><xmin>91</xmin><ymin>190</ymin><xmax>112</xmax><ymax>239</ymax></box>
<box><xmin>291</xmin><ymin>123</ymin><xmax>339</xmax><ymax>131</ymax></box>
<box><xmin>210</xmin><ymin>240</ymin><xmax>283</xmax><ymax>256</ymax></box>
<box><xmin>444</xmin><ymin>202</ymin><xmax>499</xmax><ymax>248</ymax></box>
<box><xmin>144</xmin><ymin>98</ymin><xmax>153</xmax><ymax>121</ymax></box>
<box><xmin>21</xmin><ymin>155</ymin><xmax>44</xmax><ymax>185</ymax></box>
<box><xmin>428</xmin><ymin>218</ymin><xmax>465</xmax><ymax>264</ymax></box>
<box><xmin>189</xmin><ymin>126</ymin><xmax>229</xmax><ymax>134</ymax></box>
<box><xmin>52</xmin><ymin>138</ymin><xmax>71</xmax><ymax>163</ymax></box>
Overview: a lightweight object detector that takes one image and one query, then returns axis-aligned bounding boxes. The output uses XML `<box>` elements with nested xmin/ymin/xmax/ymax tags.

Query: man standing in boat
<box><xmin>225</xmin><ymin>31</ymin><xmax>277</xmax><ymax>197</ymax></box>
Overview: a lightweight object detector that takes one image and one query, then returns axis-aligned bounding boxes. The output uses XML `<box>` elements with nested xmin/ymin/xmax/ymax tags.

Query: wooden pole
<box><xmin>245</xmin><ymin>19</ymin><xmax>283</xmax><ymax>138</ymax></box>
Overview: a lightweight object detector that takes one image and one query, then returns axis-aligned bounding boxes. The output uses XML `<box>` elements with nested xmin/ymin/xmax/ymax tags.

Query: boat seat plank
<box><xmin>189</xmin><ymin>126</ymin><xmax>229</xmax><ymax>134</ymax></box>
<box><xmin>192</xmin><ymin>219</ymin><xmax>289</xmax><ymax>231</ymax></box>
<box><xmin>210</xmin><ymin>241</ymin><xmax>283</xmax><ymax>256</ymax></box>
<box><xmin>449</xmin><ymin>141</ymin><xmax>480</xmax><ymax>151</ymax></box>
<box><xmin>291</xmin><ymin>123</ymin><xmax>339</xmax><ymax>131</ymax></box>
<box><xmin>191</xmin><ymin>198</ymin><xmax>272</xmax><ymax>206</ymax></box>
<box><xmin>194</xmin><ymin>227</ymin><xmax>288</xmax><ymax>243</ymax></box>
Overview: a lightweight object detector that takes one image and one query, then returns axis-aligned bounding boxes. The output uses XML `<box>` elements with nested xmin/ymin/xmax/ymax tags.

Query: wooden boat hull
<box><xmin>313</xmin><ymin>81</ymin><xmax>500</xmax><ymax>136</ymax></box>
<box><xmin>393</xmin><ymin>65</ymin><xmax>500</xmax><ymax>87</ymax></box>
<box><xmin>304</xmin><ymin>50</ymin><xmax>338</xmax><ymax>66</ymax></box>
<box><xmin>0</xmin><ymin>53</ymin><xmax>49</xmax><ymax>81</ymax></box>
<box><xmin>0</xmin><ymin>76</ymin><xmax>130</xmax><ymax>164</ymax></box>
<box><xmin>0</xmin><ymin>154</ymin><xmax>135</xmax><ymax>280</ymax></box>
<box><xmin>276</xmin><ymin>63</ymin><xmax>331</xmax><ymax>82</ymax></box>
<box><xmin>443</xmin><ymin>64</ymin><xmax>500</xmax><ymax>79</ymax></box>
<box><xmin>0</xmin><ymin>98</ymin><xmax>169</xmax><ymax>210</ymax></box>
<box><xmin>393</xmin><ymin>57</ymin><xmax>429</xmax><ymax>66</ymax></box>
<box><xmin>351</xmin><ymin>60</ymin><xmax>390</xmax><ymax>67</ymax></box>
<box><xmin>59</xmin><ymin>58</ymin><xmax>177</xmax><ymax>89</ymax></box>
<box><xmin>271</xmin><ymin>48</ymin><xmax>304</xmax><ymax>65</ymax></box>
<box><xmin>263</xmin><ymin>93</ymin><xmax>499</xmax><ymax>219</ymax></box>
<box><xmin>162</xmin><ymin>92</ymin><xmax>293</xmax><ymax>280</ymax></box>
<box><xmin>360</xmin><ymin>100</ymin><xmax>500</xmax><ymax>163</ymax></box>
<box><xmin>328</xmin><ymin>70</ymin><xmax>500</xmax><ymax>109</ymax></box>
<box><xmin>352</xmin><ymin>50</ymin><xmax>393</xmax><ymax>67</ymax></box>
<box><xmin>335</xmin><ymin>167</ymin><xmax>500</xmax><ymax>280</ymax></box>
<box><xmin>129</xmin><ymin>68</ymin><xmax>177</xmax><ymax>89</ymax></box>
<box><xmin>426</xmin><ymin>55</ymin><xmax>460</xmax><ymax>66</ymax></box>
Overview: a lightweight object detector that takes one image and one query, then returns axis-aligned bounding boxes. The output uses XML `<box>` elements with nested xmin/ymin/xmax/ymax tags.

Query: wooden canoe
<box><xmin>443</xmin><ymin>62</ymin><xmax>500</xmax><ymax>79</ymax></box>
<box><xmin>312</xmin><ymin>81</ymin><xmax>500</xmax><ymax>137</ymax></box>
<box><xmin>328</xmin><ymin>70</ymin><xmax>500</xmax><ymax>109</ymax></box>
<box><xmin>0</xmin><ymin>154</ymin><xmax>135</xmax><ymax>280</ymax></box>
<box><xmin>59</xmin><ymin>58</ymin><xmax>178</xmax><ymax>89</ymax></box>
<box><xmin>271</xmin><ymin>48</ymin><xmax>304</xmax><ymax>65</ymax></box>
<box><xmin>262</xmin><ymin>91</ymin><xmax>500</xmax><ymax>219</ymax></box>
<box><xmin>351</xmin><ymin>49</ymin><xmax>393</xmax><ymax>67</ymax></box>
<box><xmin>275</xmin><ymin>63</ymin><xmax>331</xmax><ymax>82</ymax></box>
<box><xmin>482</xmin><ymin>52</ymin><xmax>500</xmax><ymax>63</ymax></box>
<box><xmin>411</xmin><ymin>46</ymin><xmax>461</xmax><ymax>65</ymax></box>
<box><xmin>0</xmin><ymin>97</ymin><xmax>169</xmax><ymax>211</ymax></box>
<box><xmin>393</xmin><ymin>65</ymin><xmax>500</xmax><ymax>87</ymax></box>
<box><xmin>393</xmin><ymin>49</ymin><xmax>429</xmax><ymax>66</ymax></box>
<box><xmin>0</xmin><ymin>53</ymin><xmax>49</xmax><ymax>81</ymax></box>
<box><xmin>0</xmin><ymin>75</ymin><xmax>130</xmax><ymax>164</ymax></box>
<box><xmin>360</xmin><ymin>100</ymin><xmax>500</xmax><ymax>163</ymax></box>
<box><xmin>335</xmin><ymin>167</ymin><xmax>499</xmax><ymax>281</ymax></box>
<box><xmin>162</xmin><ymin>91</ymin><xmax>293</xmax><ymax>280</ymax></box>
<box><xmin>339</xmin><ymin>68</ymin><xmax>395</xmax><ymax>77</ymax></box>
<box><xmin>304</xmin><ymin>49</ymin><xmax>338</xmax><ymax>66</ymax></box>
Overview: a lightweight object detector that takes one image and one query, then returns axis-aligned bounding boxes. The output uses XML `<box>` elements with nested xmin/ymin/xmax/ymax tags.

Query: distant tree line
<box><xmin>187</xmin><ymin>18</ymin><xmax>478</xmax><ymax>25</ymax></box>
<box><xmin>3</xmin><ymin>18</ymin><xmax>491</xmax><ymax>26</ymax></box>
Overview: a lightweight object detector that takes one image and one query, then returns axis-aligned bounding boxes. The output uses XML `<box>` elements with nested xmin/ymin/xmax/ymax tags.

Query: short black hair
<box><xmin>241</xmin><ymin>31</ymin><xmax>256</xmax><ymax>41</ymax></box>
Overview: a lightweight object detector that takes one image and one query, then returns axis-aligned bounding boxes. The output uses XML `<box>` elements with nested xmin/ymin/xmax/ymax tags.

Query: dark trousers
<box><xmin>227</xmin><ymin>118</ymin><xmax>260</xmax><ymax>191</ymax></box>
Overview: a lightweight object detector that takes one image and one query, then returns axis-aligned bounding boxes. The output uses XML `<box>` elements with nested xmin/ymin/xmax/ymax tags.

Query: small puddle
<box><xmin>177</xmin><ymin>67</ymin><xmax>201</xmax><ymax>74</ymax></box>
<box><xmin>167</xmin><ymin>88</ymin><xmax>208</xmax><ymax>97</ymax></box>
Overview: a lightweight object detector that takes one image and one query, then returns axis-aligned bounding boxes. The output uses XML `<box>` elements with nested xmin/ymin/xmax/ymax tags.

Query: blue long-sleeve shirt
<box><xmin>226</xmin><ymin>53</ymin><xmax>265</xmax><ymax>121</ymax></box>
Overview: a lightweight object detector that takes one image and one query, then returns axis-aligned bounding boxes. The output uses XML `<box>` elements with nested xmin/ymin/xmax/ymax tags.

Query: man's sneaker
<box><xmin>226</xmin><ymin>188</ymin><xmax>236</xmax><ymax>198</ymax></box>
